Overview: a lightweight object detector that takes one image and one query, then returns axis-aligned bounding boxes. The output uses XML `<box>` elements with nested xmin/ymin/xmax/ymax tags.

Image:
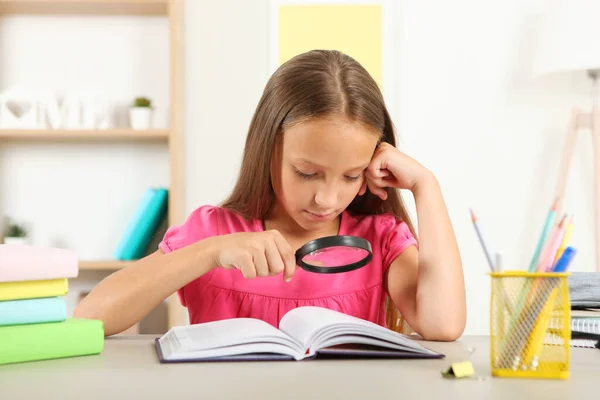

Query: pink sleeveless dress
<box><xmin>159</xmin><ymin>205</ymin><xmax>417</xmax><ymax>328</ymax></box>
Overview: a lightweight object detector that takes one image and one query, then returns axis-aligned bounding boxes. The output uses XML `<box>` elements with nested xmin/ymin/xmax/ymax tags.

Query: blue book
<box><xmin>118</xmin><ymin>188</ymin><xmax>169</xmax><ymax>260</ymax></box>
<box><xmin>0</xmin><ymin>297</ymin><xmax>66</xmax><ymax>326</ymax></box>
<box><xmin>113</xmin><ymin>188</ymin><xmax>158</xmax><ymax>260</ymax></box>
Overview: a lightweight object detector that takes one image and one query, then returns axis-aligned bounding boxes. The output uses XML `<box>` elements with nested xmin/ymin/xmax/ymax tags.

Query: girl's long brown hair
<box><xmin>222</xmin><ymin>50</ymin><xmax>415</xmax><ymax>333</ymax></box>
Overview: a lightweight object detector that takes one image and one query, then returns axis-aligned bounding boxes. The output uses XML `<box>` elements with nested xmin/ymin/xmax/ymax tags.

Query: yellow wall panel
<box><xmin>278</xmin><ymin>4</ymin><xmax>383</xmax><ymax>86</ymax></box>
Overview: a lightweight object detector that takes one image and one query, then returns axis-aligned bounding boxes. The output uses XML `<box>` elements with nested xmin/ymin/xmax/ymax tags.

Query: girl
<box><xmin>75</xmin><ymin>50</ymin><xmax>466</xmax><ymax>340</ymax></box>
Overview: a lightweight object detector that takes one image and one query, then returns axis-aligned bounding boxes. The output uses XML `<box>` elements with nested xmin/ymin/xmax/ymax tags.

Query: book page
<box><xmin>571</xmin><ymin>309</ymin><xmax>600</xmax><ymax>318</ymax></box>
<box><xmin>158</xmin><ymin>318</ymin><xmax>304</xmax><ymax>360</ymax></box>
<box><xmin>163</xmin><ymin>342</ymin><xmax>304</xmax><ymax>361</ymax></box>
<box><xmin>279</xmin><ymin>306</ymin><xmax>434</xmax><ymax>355</ymax></box>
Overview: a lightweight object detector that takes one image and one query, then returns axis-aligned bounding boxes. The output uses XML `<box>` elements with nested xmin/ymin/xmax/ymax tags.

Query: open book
<box><xmin>155</xmin><ymin>306</ymin><xmax>444</xmax><ymax>362</ymax></box>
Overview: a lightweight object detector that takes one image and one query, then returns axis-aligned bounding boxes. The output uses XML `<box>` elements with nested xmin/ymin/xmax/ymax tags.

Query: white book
<box><xmin>155</xmin><ymin>306</ymin><xmax>443</xmax><ymax>362</ymax></box>
<box><xmin>571</xmin><ymin>317</ymin><xmax>600</xmax><ymax>335</ymax></box>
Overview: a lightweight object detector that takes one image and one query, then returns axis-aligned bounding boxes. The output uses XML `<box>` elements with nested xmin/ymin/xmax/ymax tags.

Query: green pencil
<box><xmin>528</xmin><ymin>197</ymin><xmax>558</xmax><ymax>272</ymax></box>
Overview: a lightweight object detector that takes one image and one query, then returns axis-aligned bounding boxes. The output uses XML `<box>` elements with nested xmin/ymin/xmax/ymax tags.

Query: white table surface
<box><xmin>1</xmin><ymin>335</ymin><xmax>599</xmax><ymax>400</ymax></box>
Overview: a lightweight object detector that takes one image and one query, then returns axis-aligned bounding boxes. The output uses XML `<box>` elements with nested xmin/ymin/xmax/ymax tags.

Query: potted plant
<box><xmin>129</xmin><ymin>96</ymin><xmax>153</xmax><ymax>130</ymax></box>
<box><xmin>3</xmin><ymin>221</ymin><xmax>28</xmax><ymax>245</ymax></box>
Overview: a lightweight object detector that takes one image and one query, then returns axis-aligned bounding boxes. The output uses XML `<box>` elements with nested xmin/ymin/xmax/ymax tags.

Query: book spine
<box><xmin>0</xmin><ymin>279</ymin><xmax>68</xmax><ymax>301</ymax></box>
<box><xmin>0</xmin><ymin>245</ymin><xmax>78</xmax><ymax>283</ymax></box>
<box><xmin>0</xmin><ymin>297</ymin><xmax>66</xmax><ymax>326</ymax></box>
<box><xmin>113</xmin><ymin>188</ymin><xmax>156</xmax><ymax>260</ymax></box>
<box><xmin>120</xmin><ymin>188</ymin><xmax>168</xmax><ymax>260</ymax></box>
<box><xmin>0</xmin><ymin>319</ymin><xmax>104</xmax><ymax>365</ymax></box>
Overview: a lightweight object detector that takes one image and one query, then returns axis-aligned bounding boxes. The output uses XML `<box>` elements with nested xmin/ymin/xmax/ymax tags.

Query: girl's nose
<box><xmin>314</xmin><ymin>186</ymin><xmax>337</xmax><ymax>210</ymax></box>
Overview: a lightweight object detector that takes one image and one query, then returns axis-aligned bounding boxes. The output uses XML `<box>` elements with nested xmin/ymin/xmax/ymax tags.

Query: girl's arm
<box><xmin>74</xmin><ymin>229</ymin><xmax>297</xmax><ymax>337</ymax></box>
<box><xmin>365</xmin><ymin>143</ymin><xmax>466</xmax><ymax>341</ymax></box>
<box><xmin>384</xmin><ymin>173</ymin><xmax>466</xmax><ymax>341</ymax></box>
<box><xmin>74</xmin><ymin>239</ymin><xmax>218</xmax><ymax>337</ymax></box>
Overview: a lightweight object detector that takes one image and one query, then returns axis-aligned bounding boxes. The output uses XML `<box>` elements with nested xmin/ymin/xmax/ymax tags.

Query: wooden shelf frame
<box><xmin>0</xmin><ymin>129</ymin><xmax>170</xmax><ymax>141</ymax></box>
<box><xmin>0</xmin><ymin>0</ymin><xmax>169</xmax><ymax>16</ymax></box>
<box><xmin>0</xmin><ymin>0</ymin><xmax>187</xmax><ymax>329</ymax></box>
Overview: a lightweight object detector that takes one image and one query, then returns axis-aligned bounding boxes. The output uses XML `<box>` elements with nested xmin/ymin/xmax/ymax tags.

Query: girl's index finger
<box><xmin>272</xmin><ymin>233</ymin><xmax>296</xmax><ymax>282</ymax></box>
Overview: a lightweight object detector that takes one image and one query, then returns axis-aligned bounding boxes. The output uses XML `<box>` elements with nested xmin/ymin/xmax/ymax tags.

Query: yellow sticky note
<box><xmin>278</xmin><ymin>4</ymin><xmax>383</xmax><ymax>86</ymax></box>
<box><xmin>441</xmin><ymin>361</ymin><xmax>475</xmax><ymax>379</ymax></box>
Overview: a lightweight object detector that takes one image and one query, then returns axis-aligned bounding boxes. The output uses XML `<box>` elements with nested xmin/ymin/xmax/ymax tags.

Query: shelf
<box><xmin>0</xmin><ymin>129</ymin><xmax>169</xmax><ymax>141</ymax></box>
<box><xmin>0</xmin><ymin>0</ymin><xmax>186</xmax><ymax>330</ymax></box>
<box><xmin>0</xmin><ymin>0</ymin><xmax>168</xmax><ymax>16</ymax></box>
<box><xmin>79</xmin><ymin>260</ymin><xmax>132</xmax><ymax>270</ymax></box>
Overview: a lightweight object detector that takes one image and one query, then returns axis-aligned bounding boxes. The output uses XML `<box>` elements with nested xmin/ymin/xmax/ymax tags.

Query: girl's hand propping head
<box><xmin>213</xmin><ymin>230</ymin><xmax>297</xmax><ymax>282</ymax></box>
<box><xmin>360</xmin><ymin>142</ymin><xmax>432</xmax><ymax>200</ymax></box>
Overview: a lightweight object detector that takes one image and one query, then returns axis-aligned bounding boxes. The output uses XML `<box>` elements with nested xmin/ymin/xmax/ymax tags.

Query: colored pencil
<box><xmin>528</xmin><ymin>197</ymin><xmax>558</xmax><ymax>272</ymax></box>
<box><xmin>529</xmin><ymin>197</ymin><xmax>558</xmax><ymax>272</ymax></box>
<box><xmin>552</xmin><ymin>246</ymin><xmax>577</xmax><ymax>272</ymax></box>
<box><xmin>470</xmin><ymin>208</ymin><xmax>495</xmax><ymax>271</ymax></box>
<box><xmin>553</xmin><ymin>215</ymin><xmax>573</xmax><ymax>265</ymax></box>
<box><xmin>495</xmin><ymin>253</ymin><xmax>503</xmax><ymax>272</ymax></box>
<box><xmin>536</xmin><ymin>214</ymin><xmax>568</xmax><ymax>272</ymax></box>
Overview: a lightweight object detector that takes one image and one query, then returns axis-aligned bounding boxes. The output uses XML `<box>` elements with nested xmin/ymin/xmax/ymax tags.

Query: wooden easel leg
<box><xmin>594</xmin><ymin>111</ymin><xmax>600</xmax><ymax>272</ymax></box>
<box><xmin>554</xmin><ymin>109</ymin><xmax>580</xmax><ymax>218</ymax></box>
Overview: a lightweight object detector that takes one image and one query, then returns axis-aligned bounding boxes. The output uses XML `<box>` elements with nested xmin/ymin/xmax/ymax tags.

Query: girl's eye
<box><xmin>295</xmin><ymin>169</ymin><xmax>317</xmax><ymax>180</ymax></box>
<box><xmin>345</xmin><ymin>175</ymin><xmax>361</xmax><ymax>182</ymax></box>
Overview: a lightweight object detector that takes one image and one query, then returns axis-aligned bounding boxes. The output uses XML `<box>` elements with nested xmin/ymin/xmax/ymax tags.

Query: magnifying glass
<box><xmin>295</xmin><ymin>236</ymin><xmax>373</xmax><ymax>274</ymax></box>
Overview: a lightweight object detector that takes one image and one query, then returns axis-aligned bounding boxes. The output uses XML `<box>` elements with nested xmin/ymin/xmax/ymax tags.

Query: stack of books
<box><xmin>568</xmin><ymin>271</ymin><xmax>600</xmax><ymax>349</ymax></box>
<box><xmin>0</xmin><ymin>244</ymin><xmax>104</xmax><ymax>365</ymax></box>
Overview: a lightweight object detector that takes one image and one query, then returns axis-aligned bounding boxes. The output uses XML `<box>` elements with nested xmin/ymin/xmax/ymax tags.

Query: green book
<box><xmin>0</xmin><ymin>318</ymin><xmax>104</xmax><ymax>365</ymax></box>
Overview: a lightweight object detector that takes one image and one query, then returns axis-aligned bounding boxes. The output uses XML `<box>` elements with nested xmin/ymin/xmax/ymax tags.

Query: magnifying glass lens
<box><xmin>302</xmin><ymin>246</ymin><xmax>370</xmax><ymax>268</ymax></box>
<box><xmin>296</xmin><ymin>236</ymin><xmax>373</xmax><ymax>274</ymax></box>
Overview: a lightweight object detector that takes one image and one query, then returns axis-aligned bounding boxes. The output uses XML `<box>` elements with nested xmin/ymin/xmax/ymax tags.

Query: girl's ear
<box><xmin>358</xmin><ymin>179</ymin><xmax>367</xmax><ymax>196</ymax></box>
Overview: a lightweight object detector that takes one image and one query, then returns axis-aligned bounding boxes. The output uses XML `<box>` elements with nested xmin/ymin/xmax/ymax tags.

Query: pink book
<box><xmin>0</xmin><ymin>244</ymin><xmax>78</xmax><ymax>283</ymax></box>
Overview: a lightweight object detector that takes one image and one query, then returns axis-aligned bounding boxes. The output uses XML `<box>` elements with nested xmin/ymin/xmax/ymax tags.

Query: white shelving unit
<box><xmin>0</xmin><ymin>0</ymin><xmax>187</xmax><ymax>331</ymax></box>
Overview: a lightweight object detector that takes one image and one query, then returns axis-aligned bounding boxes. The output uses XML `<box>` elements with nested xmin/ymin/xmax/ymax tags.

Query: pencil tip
<box><xmin>551</xmin><ymin>197</ymin><xmax>559</xmax><ymax>210</ymax></box>
<box><xmin>469</xmin><ymin>208</ymin><xmax>476</xmax><ymax>221</ymax></box>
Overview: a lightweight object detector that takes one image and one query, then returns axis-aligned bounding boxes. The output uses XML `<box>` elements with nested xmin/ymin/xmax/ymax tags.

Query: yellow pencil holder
<box><xmin>489</xmin><ymin>271</ymin><xmax>571</xmax><ymax>380</ymax></box>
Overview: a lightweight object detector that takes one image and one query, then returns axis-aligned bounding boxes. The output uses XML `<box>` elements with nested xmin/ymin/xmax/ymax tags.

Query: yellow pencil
<box><xmin>553</xmin><ymin>216</ymin><xmax>573</xmax><ymax>265</ymax></box>
<box><xmin>522</xmin><ymin>287</ymin><xmax>558</xmax><ymax>370</ymax></box>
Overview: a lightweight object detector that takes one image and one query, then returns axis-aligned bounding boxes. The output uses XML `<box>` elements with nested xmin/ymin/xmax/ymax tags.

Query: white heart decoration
<box><xmin>0</xmin><ymin>86</ymin><xmax>44</xmax><ymax>129</ymax></box>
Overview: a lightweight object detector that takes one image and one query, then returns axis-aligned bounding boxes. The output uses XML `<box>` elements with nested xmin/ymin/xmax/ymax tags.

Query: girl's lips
<box><xmin>305</xmin><ymin>210</ymin><xmax>334</xmax><ymax>221</ymax></box>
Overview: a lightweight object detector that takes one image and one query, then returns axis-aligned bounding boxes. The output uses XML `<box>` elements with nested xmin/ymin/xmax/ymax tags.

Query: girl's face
<box><xmin>270</xmin><ymin>115</ymin><xmax>380</xmax><ymax>232</ymax></box>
